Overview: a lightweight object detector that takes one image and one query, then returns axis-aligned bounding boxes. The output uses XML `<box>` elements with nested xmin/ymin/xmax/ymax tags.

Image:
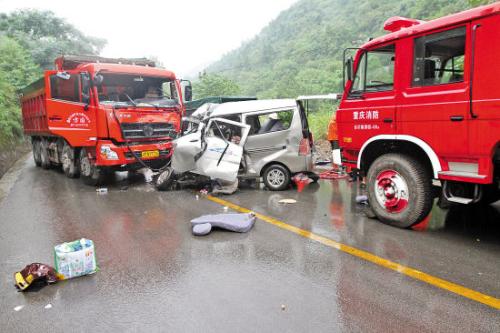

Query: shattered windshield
<box><xmin>97</xmin><ymin>74</ymin><xmax>179</xmax><ymax>108</ymax></box>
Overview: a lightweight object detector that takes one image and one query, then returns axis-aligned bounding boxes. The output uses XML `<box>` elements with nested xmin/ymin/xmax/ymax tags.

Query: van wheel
<box><xmin>156</xmin><ymin>167</ymin><xmax>176</xmax><ymax>191</ymax></box>
<box><xmin>366</xmin><ymin>154</ymin><xmax>433</xmax><ymax>228</ymax></box>
<box><xmin>32</xmin><ymin>140</ymin><xmax>42</xmax><ymax>167</ymax></box>
<box><xmin>40</xmin><ymin>139</ymin><xmax>51</xmax><ymax>169</ymax></box>
<box><xmin>263</xmin><ymin>164</ymin><xmax>290</xmax><ymax>191</ymax></box>
<box><xmin>62</xmin><ymin>143</ymin><xmax>79</xmax><ymax>178</ymax></box>
<box><xmin>79</xmin><ymin>148</ymin><xmax>102</xmax><ymax>186</ymax></box>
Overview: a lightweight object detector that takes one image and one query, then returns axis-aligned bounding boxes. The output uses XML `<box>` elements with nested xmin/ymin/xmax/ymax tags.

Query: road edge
<box><xmin>0</xmin><ymin>153</ymin><xmax>30</xmax><ymax>204</ymax></box>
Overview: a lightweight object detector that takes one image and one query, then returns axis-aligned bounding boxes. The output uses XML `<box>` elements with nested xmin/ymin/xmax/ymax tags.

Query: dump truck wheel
<box><xmin>155</xmin><ymin>167</ymin><xmax>175</xmax><ymax>191</ymax></box>
<box><xmin>40</xmin><ymin>139</ymin><xmax>51</xmax><ymax>169</ymax></box>
<box><xmin>32</xmin><ymin>140</ymin><xmax>42</xmax><ymax>167</ymax></box>
<box><xmin>263</xmin><ymin>164</ymin><xmax>290</xmax><ymax>191</ymax></box>
<box><xmin>366</xmin><ymin>154</ymin><xmax>433</xmax><ymax>228</ymax></box>
<box><xmin>79</xmin><ymin>148</ymin><xmax>102</xmax><ymax>186</ymax></box>
<box><xmin>62</xmin><ymin>144</ymin><xmax>79</xmax><ymax>178</ymax></box>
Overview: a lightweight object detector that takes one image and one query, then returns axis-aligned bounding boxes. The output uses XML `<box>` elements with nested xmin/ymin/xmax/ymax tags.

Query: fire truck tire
<box><xmin>79</xmin><ymin>148</ymin><xmax>103</xmax><ymax>186</ymax></box>
<box><xmin>32</xmin><ymin>140</ymin><xmax>42</xmax><ymax>167</ymax></box>
<box><xmin>40</xmin><ymin>139</ymin><xmax>51</xmax><ymax>169</ymax></box>
<box><xmin>366</xmin><ymin>154</ymin><xmax>433</xmax><ymax>228</ymax></box>
<box><xmin>62</xmin><ymin>144</ymin><xmax>79</xmax><ymax>178</ymax></box>
<box><xmin>263</xmin><ymin>164</ymin><xmax>291</xmax><ymax>191</ymax></box>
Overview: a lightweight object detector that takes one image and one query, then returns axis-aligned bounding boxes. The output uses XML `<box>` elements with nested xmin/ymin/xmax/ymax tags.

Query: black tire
<box><xmin>155</xmin><ymin>167</ymin><xmax>175</xmax><ymax>191</ymax></box>
<box><xmin>61</xmin><ymin>143</ymin><xmax>79</xmax><ymax>178</ymax></box>
<box><xmin>32</xmin><ymin>140</ymin><xmax>42</xmax><ymax>167</ymax></box>
<box><xmin>263</xmin><ymin>164</ymin><xmax>291</xmax><ymax>191</ymax></box>
<box><xmin>40</xmin><ymin>139</ymin><xmax>51</xmax><ymax>169</ymax></box>
<box><xmin>79</xmin><ymin>148</ymin><xmax>103</xmax><ymax>186</ymax></box>
<box><xmin>366</xmin><ymin>154</ymin><xmax>433</xmax><ymax>228</ymax></box>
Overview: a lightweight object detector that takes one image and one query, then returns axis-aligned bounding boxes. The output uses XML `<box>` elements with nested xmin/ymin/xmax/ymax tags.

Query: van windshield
<box><xmin>97</xmin><ymin>74</ymin><xmax>179</xmax><ymax>108</ymax></box>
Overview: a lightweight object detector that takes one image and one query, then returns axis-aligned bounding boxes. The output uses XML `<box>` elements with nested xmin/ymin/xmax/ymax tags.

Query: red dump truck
<box><xmin>332</xmin><ymin>4</ymin><xmax>500</xmax><ymax>227</ymax></box>
<box><xmin>20</xmin><ymin>56</ymin><xmax>191</xmax><ymax>185</ymax></box>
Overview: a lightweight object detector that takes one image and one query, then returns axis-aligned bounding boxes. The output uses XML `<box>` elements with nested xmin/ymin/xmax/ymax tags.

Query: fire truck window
<box><xmin>351</xmin><ymin>44</ymin><xmax>395</xmax><ymax>94</ymax></box>
<box><xmin>50</xmin><ymin>74</ymin><xmax>81</xmax><ymax>102</ymax></box>
<box><xmin>413</xmin><ymin>26</ymin><xmax>466</xmax><ymax>86</ymax></box>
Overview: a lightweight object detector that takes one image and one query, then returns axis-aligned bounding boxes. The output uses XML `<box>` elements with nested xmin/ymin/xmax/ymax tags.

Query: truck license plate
<box><xmin>141</xmin><ymin>150</ymin><xmax>159</xmax><ymax>158</ymax></box>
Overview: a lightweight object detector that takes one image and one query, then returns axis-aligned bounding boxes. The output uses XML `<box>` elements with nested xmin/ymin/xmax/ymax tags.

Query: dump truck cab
<box><xmin>333</xmin><ymin>4</ymin><xmax>500</xmax><ymax>227</ymax></box>
<box><xmin>21</xmin><ymin>56</ymin><xmax>192</xmax><ymax>185</ymax></box>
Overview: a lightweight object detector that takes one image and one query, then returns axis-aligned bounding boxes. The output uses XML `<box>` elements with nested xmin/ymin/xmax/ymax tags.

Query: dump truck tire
<box><xmin>366</xmin><ymin>153</ymin><xmax>433</xmax><ymax>228</ymax></box>
<box><xmin>79</xmin><ymin>148</ymin><xmax>103</xmax><ymax>186</ymax></box>
<box><xmin>32</xmin><ymin>140</ymin><xmax>42</xmax><ymax>167</ymax></box>
<box><xmin>62</xmin><ymin>143</ymin><xmax>79</xmax><ymax>178</ymax></box>
<box><xmin>40</xmin><ymin>139</ymin><xmax>51</xmax><ymax>169</ymax></box>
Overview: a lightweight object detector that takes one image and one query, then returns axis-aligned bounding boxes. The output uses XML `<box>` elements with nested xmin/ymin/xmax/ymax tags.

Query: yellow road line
<box><xmin>205</xmin><ymin>195</ymin><xmax>500</xmax><ymax>310</ymax></box>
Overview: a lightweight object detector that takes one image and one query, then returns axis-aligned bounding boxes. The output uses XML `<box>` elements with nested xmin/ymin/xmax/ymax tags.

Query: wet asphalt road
<box><xmin>0</xmin><ymin>157</ymin><xmax>499</xmax><ymax>332</ymax></box>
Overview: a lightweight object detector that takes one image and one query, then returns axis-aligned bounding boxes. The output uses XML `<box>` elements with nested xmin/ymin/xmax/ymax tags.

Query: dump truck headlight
<box><xmin>100</xmin><ymin>145</ymin><xmax>119</xmax><ymax>160</ymax></box>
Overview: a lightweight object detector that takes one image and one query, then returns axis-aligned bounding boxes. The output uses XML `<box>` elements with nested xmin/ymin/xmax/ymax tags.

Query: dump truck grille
<box><xmin>121</xmin><ymin>123</ymin><xmax>176</xmax><ymax>139</ymax></box>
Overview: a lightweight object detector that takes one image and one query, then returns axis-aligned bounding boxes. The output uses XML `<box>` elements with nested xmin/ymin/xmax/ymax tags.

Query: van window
<box><xmin>412</xmin><ymin>26</ymin><xmax>466</xmax><ymax>86</ymax></box>
<box><xmin>351</xmin><ymin>44</ymin><xmax>395</xmax><ymax>95</ymax></box>
<box><xmin>246</xmin><ymin>110</ymin><xmax>294</xmax><ymax>135</ymax></box>
<box><xmin>50</xmin><ymin>74</ymin><xmax>81</xmax><ymax>102</ymax></box>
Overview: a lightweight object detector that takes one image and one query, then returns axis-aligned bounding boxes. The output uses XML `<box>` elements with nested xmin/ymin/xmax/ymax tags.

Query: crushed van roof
<box><xmin>209</xmin><ymin>99</ymin><xmax>297</xmax><ymax>117</ymax></box>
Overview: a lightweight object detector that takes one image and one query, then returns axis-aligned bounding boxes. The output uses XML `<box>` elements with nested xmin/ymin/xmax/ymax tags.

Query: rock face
<box><xmin>0</xmin><ymin>142</ymin><xmax>30</xmax><ymax>179</ymax></box>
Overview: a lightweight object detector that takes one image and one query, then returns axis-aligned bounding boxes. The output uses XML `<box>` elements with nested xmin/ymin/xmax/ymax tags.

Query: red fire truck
<box><xmin>20</xmin><ymin>56</ymin><xmax>192</xmax><ymax>185</ymax></box>
<box><xmin>333</xmin><ymin>3</ymin><xmax>500</xmax><ymax>227</ymax></box>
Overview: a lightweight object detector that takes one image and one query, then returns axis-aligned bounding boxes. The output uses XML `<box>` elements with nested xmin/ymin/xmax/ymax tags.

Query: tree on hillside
<box><xmin>193</xmin><ymin>72</ymin><xmax>241</xmax><ymax>99</ymax></box>
<box><xmin>0</xmin><ymin>9</ymin><xmax>106</xmax><ymax>69</ymax></box>
<box><xmin>0</xmin><ymin>36</ymin><xmax>40</xmax><ymax>89</ymax></box>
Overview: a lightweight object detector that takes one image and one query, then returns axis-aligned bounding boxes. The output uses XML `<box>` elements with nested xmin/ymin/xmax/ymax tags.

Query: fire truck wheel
<box><xmin>366</xmin><ymin>154</ymin><xmax>433</xmax><ymax>228</ymax></box>
<box><xmin>79</xmin><ymin>148</ymin><xmax>103</xmax><ymax>186</ymax></box>
<box><xmin>62</xmin><ymin>144</ymin><xmax>79</xmax><ymax>178</ymax></box>
<box><xmin>263</xmin><ymin>164</ymin><xmax>291</xmax><ymax>191</ymax></box>
<box><xmin>32</xmin><ymin>140</ymin><xmax>42</xmax><ymax>167</ymax></box>
<box><xmin>40</xmin><ymin>139</ymin><xmax>51</xmax><ymax>170</ymax></box>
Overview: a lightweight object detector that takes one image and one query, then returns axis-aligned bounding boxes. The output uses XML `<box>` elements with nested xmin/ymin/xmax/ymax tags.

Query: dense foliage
<box><xmin>193</xmin><ymin>72</ymin><xmax>242</xmax><ymax>99</ymax></box>
<box><xmin>0</xmin><ymin>10</ymin><xmax>105</xmax><ymax>149</ymax></box>
<box><xmin>207</xmin><ymin>0</ymin><xmax>481</xmax><ymax>99</ymax></box>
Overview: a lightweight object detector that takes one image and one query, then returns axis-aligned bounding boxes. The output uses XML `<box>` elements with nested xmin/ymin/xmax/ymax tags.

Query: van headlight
<box><xmin>100</xmin><ymin>145</ymin><xmax>119</xmax><ymax>160</ymax></box>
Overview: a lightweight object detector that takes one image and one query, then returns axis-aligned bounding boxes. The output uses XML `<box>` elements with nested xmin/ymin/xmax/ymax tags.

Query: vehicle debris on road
<box><xmin>278</xmin><ymin>199</ymin><xmax>297</xmax><ymax>204</ymax></box>
<box><xmin>14</xmin><ymin>263</ymin><xmax>60</xmax><ymax>291</ymax></box>
<box><xmin>54</xmin><ymin>238</ymin><xmax>97</xmax><ymax>280</ymax></box>
<box><xmin>191</xmin><ymin>213</ymin><xmax>256</xmax><ymax>236</ymax></box>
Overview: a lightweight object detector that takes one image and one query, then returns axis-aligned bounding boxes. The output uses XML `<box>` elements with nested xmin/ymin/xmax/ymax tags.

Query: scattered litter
<box><xmin>44</xmin><ymin>304</ymin><xmax>52</xmax><ymax>309</ymax></box>
<box><xmin>54</xmin><ymin>238</ymin><xmax>97</xmax><ymax>280</ymax></box>
<box><xmin>319</xmin><ymin>169</ymin><xmax>349</xmax><ymax>180</ymax></box>
<box><xmin>476</xmin><ymin>239</ymin><xmax>480</xmax><ymax>242</ymax></box>
<box><xmin>120</xmin><ymin>185</ymin><xmax>129</xmax><ymax>191</ymax></box>
<box><xmin>223</xmin><ymin>206</ymin><xmax>229</xmax><ymax>212</ymax></box>
<box><xmin>193</xmin><ymin>223</ymin><xmax>212</xmax><ymax>236</ymax></box>
<box><xmin>315</xmin><ymin>159</ymin><xmax>331</xmax><ymax>166</ymax></box>
<box><xmin>281</xmin><ymin>304</ymin><xmax>286</xmax><ymax>311</ymax></box>
<box><xmin>212</xmin><ymin>179</ymin><xmax>239</xmax><ymax>195</ymax></box>
<box><xmin>355</xmin><ymin>195</ymin><xmax>368</xmax><ymax>204</ymax></box>
<box><xmin>191</xmin><ymin>213</ymin><xmax>256</xmax><ymax>236</ymax></box>
<box><xmin>199</xmin><ymin>189</ymin><xmax>209</xmax><ymax>195</ymax></box>
<box><xmin>292</xmin><ymin>173</ymin><xmax>313</xmax><ymax>192</ymax></box>
<box><xmin>14</xmin><ymin>263</ymin><xmax>59</xmax><ymax>291</ymax></box>
<box><xmin>195</xmin><ymin>195</ymin><xmax>200</xmax><ymax>200</ymax></box>
<box><xmin>14</xmin><ymin>305</ymin><xmax>24</xmax><ymax>312</ymax></box>
<box><xmin>96</xmin><ymin>188</ymin><xmax>108</xmax><ymax>194</ymax></box>
<box><xmin>279</xmin><ymin>199</ymin><xmax>297</xmax><ymax>204</ymax></box>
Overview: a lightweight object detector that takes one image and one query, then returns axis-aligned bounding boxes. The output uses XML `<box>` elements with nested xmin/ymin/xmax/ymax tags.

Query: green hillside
<box><xmin>207</xmin><ymin>0</ymin><xmax>481</xmax><ymax>98</ymax></box>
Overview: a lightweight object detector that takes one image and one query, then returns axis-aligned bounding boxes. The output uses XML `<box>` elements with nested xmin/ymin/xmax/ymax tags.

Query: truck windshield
<box><xmin>97</xmin><ymin>74</ymin><xmax>179</xmax><ymax>108</ymax></box>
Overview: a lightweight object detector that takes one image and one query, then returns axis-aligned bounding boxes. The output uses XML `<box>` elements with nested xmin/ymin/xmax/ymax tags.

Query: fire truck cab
<box><xmin>20</xmin><ymin>56</ymin><xmax>192</xmax><ymax>185</ymax></box>
<box><xmin>335</xmin><ymin>4</ymin><xmax>500</xmax><ymax>227</ymax></box>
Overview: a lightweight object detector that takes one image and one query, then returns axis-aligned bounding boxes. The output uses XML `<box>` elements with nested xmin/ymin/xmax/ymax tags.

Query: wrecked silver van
<box><xmin>157</xmin><ymin>99</ymin><xmax>316</xmax><ymax>191</ymax></box>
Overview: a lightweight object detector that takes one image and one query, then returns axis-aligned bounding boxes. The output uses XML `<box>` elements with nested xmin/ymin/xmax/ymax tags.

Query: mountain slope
<box><xmin>207</xmin><ymin>0</ymin><xmax>474</xmax><ymax>98</ymax></box>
